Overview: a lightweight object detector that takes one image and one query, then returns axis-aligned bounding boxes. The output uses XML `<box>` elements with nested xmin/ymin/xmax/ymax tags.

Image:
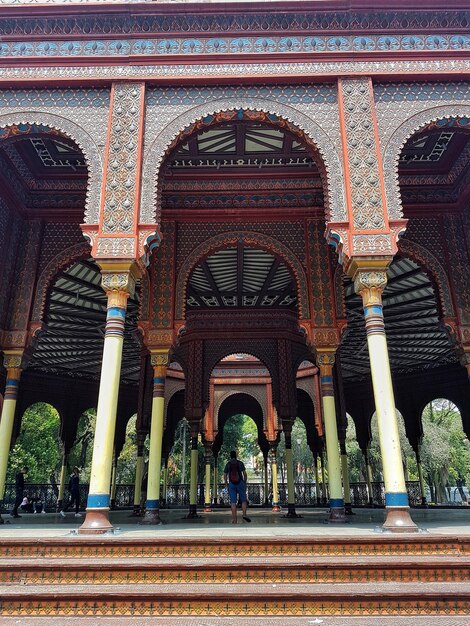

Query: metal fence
<box><xmin>0</xmin><ymin>480</ymin><xmax>450</xmax><ymax>511</ymax></box>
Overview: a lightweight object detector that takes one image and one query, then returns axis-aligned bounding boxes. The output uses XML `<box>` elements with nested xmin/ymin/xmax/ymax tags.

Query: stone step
<box><xmin>2</xmin><ymin>618</ymin><xmax>470</xmax><ymax>626</ymax></box>
<box><xmin>1</xmin><ymin>535</ymin><xmax>468</xmax><ymax>558</ymax></box>
<box><xmin>1</xmin><ymin>555</ymin><xmax>469</xmax><ymax>584</ymax></box>
<box><xmin>1</xmin><ymin>581</ymin><xmax>469</xmax><ymax>617</ymax></box>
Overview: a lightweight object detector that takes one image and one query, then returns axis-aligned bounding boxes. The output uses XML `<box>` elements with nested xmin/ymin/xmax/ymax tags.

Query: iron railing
<box><xmin>1</xmin><ymin>480</ymin><xmax>458</xmax><ymax>511</ymax></box>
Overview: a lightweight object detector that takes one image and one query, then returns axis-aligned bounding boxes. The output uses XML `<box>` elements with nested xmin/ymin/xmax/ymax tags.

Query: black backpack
<box><xmin>229</xmin><ymin>460</ymin><xmax>241</xmax><ymax>485</ymax></box>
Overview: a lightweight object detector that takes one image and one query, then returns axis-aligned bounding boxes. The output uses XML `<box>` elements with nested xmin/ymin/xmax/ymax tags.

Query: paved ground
<box><xmin>0</xmin><ymin>507</ymin><xmax>469</xmax><ymax>538</ymax></box>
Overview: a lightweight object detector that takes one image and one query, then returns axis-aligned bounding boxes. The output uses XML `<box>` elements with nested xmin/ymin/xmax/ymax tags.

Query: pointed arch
<box><xmin>141</xmin><ymin>99</ymin><xmax>346</xmax><ymax>226</ymax></box>
<box><xmin>0</xmin><ymin>112</ymin><xmax>103</xmax><ymax>224</ymax></box>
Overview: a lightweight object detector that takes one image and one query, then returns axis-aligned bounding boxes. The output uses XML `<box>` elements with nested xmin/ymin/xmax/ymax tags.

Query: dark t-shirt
<box><xmin>15</xmin><ymin>471</ymin><xmax>25</xmax><ymax>493</ymax></box>
<box><xmin>223</xmin><ymin>460</ymin><xmax>246</xmax><ymax>484</ymax></box>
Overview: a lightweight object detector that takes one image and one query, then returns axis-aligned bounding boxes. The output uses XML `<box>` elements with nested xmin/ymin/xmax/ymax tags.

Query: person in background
<box><xmin>223</xmin><ymin>450</ymin><xmax>251</xmax><ymax>524</ymax></box>
<box><xmin>11</xmin><ymin>466</ymin><xmax>29</xmax><ymax>518</ymax></box>
<box><xmin>60</xmin><ymin>466</ymin><xmax>81</xmax><ymax>518</ymax></box>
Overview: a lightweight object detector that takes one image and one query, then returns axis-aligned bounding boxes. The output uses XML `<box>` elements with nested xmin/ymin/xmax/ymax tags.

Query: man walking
<box><xmin>60</xmin><ymin>466</ymin><xmax>81</xmax><ymax>518</ymax></box>
<box><xmin>11</xmin><ymin>466</ymin><xmax>28</xmax><ymax>518</ymax></box>
<box><xmin>223</xmin><ymin>450</ymin><xmax>251</xmax><ymax>524</ymax></box>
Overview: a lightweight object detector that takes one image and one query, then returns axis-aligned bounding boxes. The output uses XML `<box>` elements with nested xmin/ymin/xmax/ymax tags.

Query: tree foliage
<box><xmin>7</xmin><ymin>403</ymin><xmax>61</xmax><ymax>483</ymax></box>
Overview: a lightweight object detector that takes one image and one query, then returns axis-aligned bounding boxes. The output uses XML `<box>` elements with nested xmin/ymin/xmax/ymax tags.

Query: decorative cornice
<box><xmin>0</xmin><ymin>59</ymin><xmax>469</xmax><ymax>83</ymax></box>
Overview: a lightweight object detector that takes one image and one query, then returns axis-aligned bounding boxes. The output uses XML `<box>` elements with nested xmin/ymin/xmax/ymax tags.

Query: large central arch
<box><xmin>141</xmin><ymin>98</ymin><xmax>346</xmax><ymax>226</ymax></box>
<box><xmin>175</xmin><ymin>230</ymin><xmax>310</xmax><ymax>320</ymax></box>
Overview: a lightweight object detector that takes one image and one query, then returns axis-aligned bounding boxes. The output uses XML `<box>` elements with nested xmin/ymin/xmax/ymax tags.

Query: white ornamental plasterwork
<box><xmin>96</xmin><ymin>237</ymin><xmax>135</xmax><ymax>257</ymax></box>
<box><xmin>102</xmin><ymin>83</ymin><xmax>144</xmax><ymax>234</ymax></box>
<box><xmin>141</xmin><ymin>96</ymin><xmax>344</xmax><ymax>225</ymax></box>
<box><xmin>378</xmin><ymin>103</ymin><xmax>470</xmax><ymax>221</ymax></box>
<box><xmin>1</xmin><ymin>59</ymin><xmax>468</xmax><ymax>82</ymax></box>
<box><xmin>339</xmin><ymin>78</ymin><xmax>386</xmax><ymax>231</ymax></box>
<box><xmin>352</xmin><ymin>234</ymin><xmax>393</xmax><ymax>255</ymax></box>
<box><xmin>213</xmin><ymin>386</ymin><xmax>267</xmax><ymax>432</ymax></box>
<box><xmin>0</xmin><ymin>110</ymin><xmax>105</xmax><ymax>224</ymax></box>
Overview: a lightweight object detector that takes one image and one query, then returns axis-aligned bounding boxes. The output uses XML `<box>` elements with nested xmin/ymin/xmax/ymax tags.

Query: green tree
<box><xmin>7</xmin><ymin>403</ymin><xmax>61</xmax><ymax>483</ymax></box>
<box><xmin>116</xmin><ymin>414</ymin><xmax>138</xmax><ymax>483</ymax></box>
<box><xmin>345</xmin><ymin>415</ymin><xmax>365</xmax><ymax>483</ymax></box>
<box><xmin>68</xmin><ymin>409</ymin><xmax>96</xmax><ymax>482</ymax></box>
<box><xmin>218</xmin><ymin>414</ymin><xmax>260</xmax><ymax>478</ymax></box>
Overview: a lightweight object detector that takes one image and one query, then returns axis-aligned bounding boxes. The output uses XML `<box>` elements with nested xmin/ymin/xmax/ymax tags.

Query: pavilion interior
<box><xmin>0</xmin><ymin>115</ymin><xmax>469</xmax><ymax>478</ymax></box>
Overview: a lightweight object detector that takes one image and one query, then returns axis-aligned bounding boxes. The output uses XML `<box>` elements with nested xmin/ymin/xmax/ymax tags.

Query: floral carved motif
<box><xmin>142</xmin><ymin>96</ymin><xmax>345</xmax><ymax>227</ymax></box>
<box><xmin>339</xmin><ymin>78</ymin><xmax>386</xmax><ymax>231</ymax></box>
<box><xmin>0</xmin><ymin>98</ymin><xmax>108</xmax><ymax>224</ymax></box>
<box><xmin>101</xmin><ymin>83</ymin><xmax>144</xmax><ymax>235</ymax></box>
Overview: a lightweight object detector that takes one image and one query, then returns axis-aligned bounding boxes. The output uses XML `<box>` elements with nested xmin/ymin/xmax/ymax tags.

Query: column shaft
<box><xmin>204</xmin><ymin>451</ymin><xmax>212</xmax><ymax>512</ymax></box>
<box><xmin>318</xmin><ymin>355</ymin><xmax>345</xmax><ymax>522</ymax></box>
<box><xmin>284</xmin><ymin>433</ymin><xmax>298</xmax><ymax>517</ymax></box>
<box><xmin>188</xmin><ymin>435</ymin><xmax>199</xmax><ymax>518</ymax></box>
<box><xmin>314</xmin><ymin>455</ymin><xmax>321</xmax><ymax>504</ymax></box>
<box><xmin>133</xmin><ymin>453</ymin><xmax>144</xmax><ymax>515</ymax></box>
<box><xmin>355</xmin><ymin>270</ymin><xmax>417</xmax><ymax>531</ymax></box>
<box><xmin>340</xmin><ymin>444</ymin><xmax>352</xmax><ymax>514</ymax></box>
<box><xmin>110</xmin><ymin>453</ymin><xmax>117</xmax><ymax>509</ymax></box>
<box><xmin>416</xmin><ymin>449</ymin><xmax>427</xmax><ymax>506</ymax></box>
<box><xmin>57</xmin><ymin>451</ymin><xmax>67</xmax><ymax>510</ymax></box>
<box><xmin>142</xmin><ymin>362</ymin><xmax>166</xmax><ymax>525</ymax></box>
<box><xmin>270</xmin><ymin>447</ymin><xmax>280</xmax><ymax>512</ymax></box>
<box><xmin>0</xmin><ymin>366</ymin><xmax>21</xmax><ymax>520</ymax></box>
<box><xmin>79</xmin><ymin>289</ymin><xmax>128</xmax><ymax>534</ymax></box>
<box><xmin>213</xmin><ymin>457</ymin><xmax>218</xmax><ymax>504</ymax></box>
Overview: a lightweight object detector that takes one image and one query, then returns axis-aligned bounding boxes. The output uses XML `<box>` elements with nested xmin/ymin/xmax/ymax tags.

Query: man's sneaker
<box><xmin>60</xmin><ymin>510</ymin><xmax>66</xmax><ymax>518</ymax></box>
<box><xmin>74</xmin><ymin>513</ymin><xmax>82</xmax><ymax>518</ymax></box>
<box><xmin>41</xmin><ymin>510</ymin><xmax>46</xmax><ymax>514</ymax></box>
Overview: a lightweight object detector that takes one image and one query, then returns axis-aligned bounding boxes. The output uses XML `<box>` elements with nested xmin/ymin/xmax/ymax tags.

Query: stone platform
<box><xmin>0</xmin><ymin>508</ymin><xmax>469</xmax><ymax>623</ymax></box>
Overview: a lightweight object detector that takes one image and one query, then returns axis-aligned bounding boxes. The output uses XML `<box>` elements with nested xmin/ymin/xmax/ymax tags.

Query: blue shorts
<box><xmin>228</xmin><ymin>481</ymin><xmax>247</xmax><ymax>504</ymax></box>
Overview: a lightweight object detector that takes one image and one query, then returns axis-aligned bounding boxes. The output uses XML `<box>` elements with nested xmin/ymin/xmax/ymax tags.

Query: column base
<box><xmin>186</xmin><ymin>505</ymin><xmax>199</xmax><ymax>519</ymax></box>
<box><xmin>328</xmin><ymin>506</ymin><xmax>347</xmax><ymax>523</ymax></box>
<box><xmin>0</xmin><ymin>514</ymin><xmax>4</xmax><ymax>525</ymax></box>
<box><xmin>284</xmin><ymin>503</ymin><xmax>301</xmax><ymax>518</ymax></box>
<box><xmin>130</xmin><ymin>505</ymin><xmax>142</xmax><ymax>517</ymax></box>
<box><xmin>382</xmin><ymin>507</ymin><xmax>419</xmax><ymax>533</ymax></box>
<box><xmin>272</xmin><ymin>503</ymin><xmax>281</xmax><ymax>512</ymax></box>
<box><xmin>110</xmin><ymin>499</ymin><xmax>116</xmax><ymax>511</ymax></box>
<box><xmin>203</xmin><ymin>504</ymin><xmax>212</xmax><ymax>512</ymax></box>
<box><xmin>140</xmin><ymin>509</ymin><xmax>163</xmax><ymax>525</ymax></box>
<box><xmin>420</xmin><ymin>497</ymin><xmax>428</xmax><ymax>507</ymax></box>
<box><xmin>56</xmin><ymin>500</ymin><xmax>63</xmax><ymax>512</ymax></box>
<box><xmin>78</xmin><ymin>508</ymin><xmax>113</xmax><ymax>535</ymax></box>
<box><xmin>345</xmin><ymin>502</ymin><xmax>355</xmax><ymax>515</ymax></box>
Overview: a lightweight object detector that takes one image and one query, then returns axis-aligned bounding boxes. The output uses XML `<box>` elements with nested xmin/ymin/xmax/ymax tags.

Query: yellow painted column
<box><xmin>263</xmin><ymin>453</ymin><xmax>269</xmax><ymax>506</ymax></box>
<box><xmin>415</xmin><ymin>446</ymin><xmax>427</xmax><ymax>506</ymax></box>
<box><xmin>317</xmin><ymin>352</ymin><xmax>345</xmax><ymax>522</ymax></box>
<box><xmin>340</xmin><ymin>442</ymin><xmax>352</xmax><ymax>514</ymax></box>
<box><xmin>162</xmin><ymin>458</ymin><xmax>168</xmax><ymax>504</ymax></box>
<box><xmin>142</xmin><ymin>353</ymin><xmax>168</xmax><ymax>525</ymax></box>
<box><xmin>133</xmin><ymin>452</ymin><xmax>144</xmax><ymax>515</ymax></box>
<box><xmin>110</xmin><ymin>452</ymin><xmax>117</xmax><ymax>509</ymax></box>
<box><xmin>354</xmin><ymin>268</ymin><xmax>417</xmax><ymax>531</ymax></box>
<box><xmin>314</xmin><ymin>454</ymin><xmax>321</xmax><ymax>505</ymax></box>
<box><xmin>0</xmin><ymin>352</ymin><xmax>22</xmax><ymax>522</ymax></box>
<box><xmin>364</xmin><ymin>448</ymin><xmax>374</xmax><ymax>506</ymax></box>
<box><xmin>203</xmin><ymin>447</ymin><xmax>212</xmax><ymax>512</ymax></box>
<box><xmin>79</xmin><ymin>285</ymin><xmax>130</xmax><ymax>534</ymax></box>
<box><xmin>320</xmin><ymin>449</ymin><xmax>328</xmax><ymax>503</ymax></box>
<box><xmin>188</xmin><ymin>433</ymin><xmax>199</xmax><ymax>518</ymax></box>
<box><xmin>212</xmin><ymin>455</ymin><xmax>218</xmax><ymax>504</ymax></box>
<box><xmin>284</xmin><ymin>430</ymin><xmax>298</xmax><ymax>517</ymax></box>
<box><xmin>57</xmin><ymin>450</ymin><xmax>68</xmax><ymax>511</ymax></box>
<box><xmin>270</xmin><ymin>446</ymin><xmax>280</xmax><ymax>512</ymax></box>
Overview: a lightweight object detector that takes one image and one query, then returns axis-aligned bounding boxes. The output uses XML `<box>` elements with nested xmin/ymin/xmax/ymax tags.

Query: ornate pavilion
<box><xmin>0</xmin><ymin>0</ymin><xmax>469</xmax><ymax>536</ymax></box>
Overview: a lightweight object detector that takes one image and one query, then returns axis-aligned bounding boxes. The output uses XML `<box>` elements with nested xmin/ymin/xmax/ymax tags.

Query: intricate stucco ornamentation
<box><xmin>3</xmin><ymin>59</ymin><xmax>467</xmax><ymax>84</ymax></box>
<box><xmin>142</xmin><ymin>94</ymin><xmax>344</xmax><ymax>226</ymax></box>
<box><xmin>375</xmin><ymin>82</ymin><xmax>470</xmax><ymax>221</ymax></box>
<box><xmin>101</xmin><ymin>83</ymin><xmax>144</xmax><ymax>234</ymax></box>
<box><xmin>96</xmin><ymin>237</ymin><xmax>135</xmax><ymax>257</ymax></box>
<box><xmin>174</xmin><ymin>231</ymin><xmax>310</xmax><ymax>320</ymax></box>
<box><xmin>0</xmin><ymin>92</ymin><xmax>109</xmax><ymax>224</ymax></box>
<box><xmin>353</xmin><ymin>271</ymin><xmax>388</xmax><ymax>305</ymax></box>
<box><xmin>352</xmin><ymin>234</ymin><xmax>393</xmax><ymax>254</ymax></box>
<box><xmin>339</xmin><ymin>78</ymin><xmax>386</xmax><ymax>231</ymax></box>
<box><xmin>397</xmin><ymin>238</ymin><xmax>455</xmax><ymax>318</ymax></box>
<box><xmin>31</xmin><ymin>241</ymin><xmax>91</xmax><ymax>323</ymax></box>
<box><xmin>214</xmin><ymin>387</ymin><xmax>267</xmax><ymax>432</ymax></box>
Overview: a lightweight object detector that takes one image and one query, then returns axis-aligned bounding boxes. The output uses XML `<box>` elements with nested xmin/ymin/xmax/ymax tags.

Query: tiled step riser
<box><xmin>2</xmin><ymin>566</ymin><xmax>469</xmax><ymax>584</ymax></box>
<box><xmin>0</xmin><ymin>541</ymin><xmax>466</xmax><ymax>559</ymax></box>
<box><xmin>2</xmin><ymin>596</ymin><xmax>469</xmax><ymax>617</ymax></box>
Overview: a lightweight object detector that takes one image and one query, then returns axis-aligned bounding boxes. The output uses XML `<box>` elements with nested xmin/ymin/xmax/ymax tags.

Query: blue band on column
<box><xmin>153</xmin><ymin>377</ymin><xmax>165</xmax><ymax>385</ymax></box>
<box><xmin>363</xmin><ymin>305</ymin><xmax>383</xmax><ymax>315</ymax></box>
<box><xmin>385</xmin><ymin>492</ymin><xmax>409</xmax><ymax>507</ymax></box>
<box><xmin>330</xmin><ymin>498</ymin><xmax>344</xmax><ymax>508</ymax></box>
<box><xmin>146</xmin><ymin>499</ymin><xmax>159</xmax><ymax>509</ymax></box>
<box><xmin>87</xmin><ymin>494</ymin><xmax>110</xmax><ymax>508</ymax></box>
<box><xmin>107</xmin><ymin>307</ymin><xmax>126</xmax><ymax>318</ymax></box>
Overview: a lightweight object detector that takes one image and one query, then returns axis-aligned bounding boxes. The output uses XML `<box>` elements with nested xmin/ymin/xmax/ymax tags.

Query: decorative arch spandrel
<box><xmin>0</xmin><ymin>111</ymin><xmax>105</xmax><ymax>224</ymax></box>
<box><xmin>174</xmin><ymin>230</ymin><xmax>310</xmax><ymax>320</ymax></box>
<box><xmin>141</xmin><ymin>96</ymin><xmax>346</xmax><ymax>227</ymax></box>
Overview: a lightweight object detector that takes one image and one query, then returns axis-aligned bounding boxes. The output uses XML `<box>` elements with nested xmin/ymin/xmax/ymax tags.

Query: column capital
<box><xmin>2</xmin><ymin>349</ymin><xmax>24</xmax><ymax>372</ymax></box>
<box><xmin>149</xmin><ymin>348</ymin><xmax>170</xmax><ymax>376</ymax></box>
<box><xmin>99</xmin><ymin>260</ymin><xmax>142</xmax><ymax>299</ymax></box>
